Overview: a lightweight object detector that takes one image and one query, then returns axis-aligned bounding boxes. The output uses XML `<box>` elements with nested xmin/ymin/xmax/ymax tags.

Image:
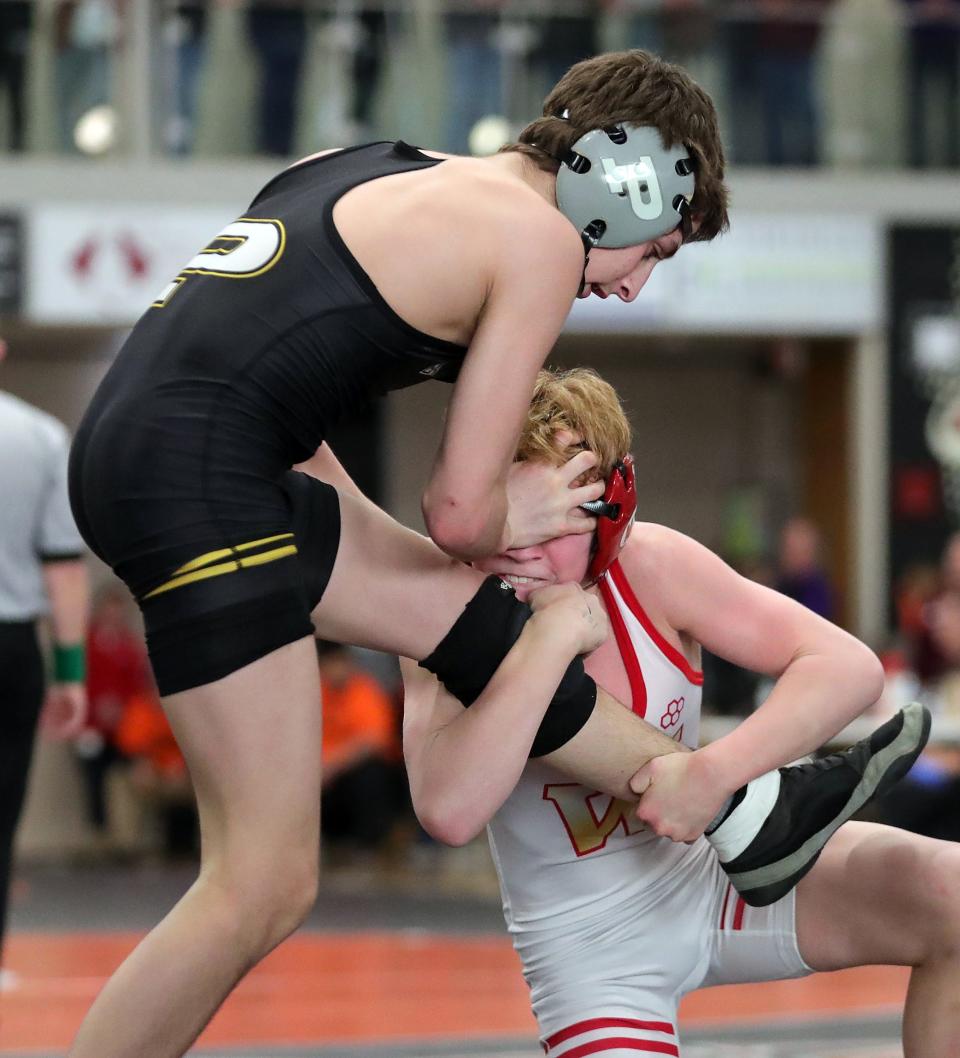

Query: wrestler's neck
<box><xmin>483</xmin><ymin>151</ymin><xmax>558</xmax><ymax>210</ymax></box>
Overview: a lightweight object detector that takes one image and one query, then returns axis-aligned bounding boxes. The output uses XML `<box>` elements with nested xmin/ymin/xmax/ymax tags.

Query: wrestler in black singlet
<box><xmin>69</xmin><ymin>142</ymin><xmax>468</xmax><ymax>695</ymax></box>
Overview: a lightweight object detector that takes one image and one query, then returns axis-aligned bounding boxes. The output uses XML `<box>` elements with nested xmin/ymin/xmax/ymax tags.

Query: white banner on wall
<box><xmin>25</xmin><ymin>206</ymin><xmax>881</xmax><ymax>334</ymax></box>
<box><xmin>26</xmin><ymin>205</ymin><xmax>236</xmax><ymax>325</ymax></box>
<box><xmin>566</xmin><ymin>214</ymin><xmax>883</xmax><ymax>336</ymax></box>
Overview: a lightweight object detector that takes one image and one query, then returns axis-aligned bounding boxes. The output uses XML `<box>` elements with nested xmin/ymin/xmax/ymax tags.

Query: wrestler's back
<box><xmin>331</xmin><ymin>148</ymin><xmax>558</xmax><ymax>349</ymax></box>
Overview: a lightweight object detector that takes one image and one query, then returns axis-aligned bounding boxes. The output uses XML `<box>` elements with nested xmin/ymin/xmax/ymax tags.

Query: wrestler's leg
<box><xmin>795</xmin><ymin>820</ymin><xmax>960</xmax><ymax>1058</ymax></box>
<box><xmin>309</xmin><ymin>488</ymin><xmax>685</xmax><ymax>801</ymax></box>
<box><xmin>69</xmin><ymin>637</ymin><xmax>321</xmax><ymax>1058</ymax></box>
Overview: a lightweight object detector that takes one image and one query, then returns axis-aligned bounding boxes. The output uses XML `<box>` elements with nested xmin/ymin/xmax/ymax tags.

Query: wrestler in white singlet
<box><xmin>486</xmin><ymin>557</ymin><xmax>814</xmax><ymax>1058</ymax></box>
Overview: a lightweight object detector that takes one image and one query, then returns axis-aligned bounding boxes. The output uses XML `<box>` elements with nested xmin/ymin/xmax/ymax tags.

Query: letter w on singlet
<box><xmin>543</xmin><ymin>783</ymin><xmax>645</xmax><ymax>857</ymax></box>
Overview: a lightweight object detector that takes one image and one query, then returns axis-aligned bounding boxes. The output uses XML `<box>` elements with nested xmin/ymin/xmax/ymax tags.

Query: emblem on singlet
<box><xmin>152</xmin><ymin>217</ymin><xmax>287</xmax><ymax>308</ymax></box>
<box><xmin>543</xmin><ymin>783</ymin><xmax>645</xmax><ymax>857</ymax></box>
<box><xmin>659</xmin><ymin>696</ymin><xmax>684</xmax><ymax>730</ymax></box>
<box><xmin>544</xmin><ymin>731</ymin><xmax>685</xmax><ymax>856</ymax></box>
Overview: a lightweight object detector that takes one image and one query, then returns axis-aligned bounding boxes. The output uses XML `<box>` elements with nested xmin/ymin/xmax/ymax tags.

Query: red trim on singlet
<box><xmin>719</xmin><ymin>882</ymin><xmax>732</xmax><ymax>930</ymax></box>
<box><xmin>599</xmin><ymin>575</ymin><xmax>647</xmax><ymax>718</ymax></box>
<box><xmin>553</xmin><ymin>1040</ymin><xmax>679</xmax><ymax>1058</ymax></box>
<box><xmin>606</xmin><ymin>562</ymin><xmax>704</xmax><ymax>686</ymax></box>
<box><xmin>719</xmin><ymin>883</ymin><xmax>746</xmax><ymax>932</ymax></box>
<box><xmin>546</xmin><ymin>1019</ymin><xmax>675</xmax><ymax>1049</ymax></box>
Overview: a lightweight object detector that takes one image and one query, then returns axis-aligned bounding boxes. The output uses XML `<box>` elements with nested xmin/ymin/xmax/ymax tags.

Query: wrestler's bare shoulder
<box><xmin>293</xmin><ymin>146</ymin><xmax>580</xmax><ymax>262</ymax></box>
<box><xmin>619</xmin><ymin>522</ymin><xmax>689</xmax><ymax>584</ymax></box>
<box><xmin>325</xmin><ymin>147</ymin><xmax>583</xmax><ymax>341</ymax></box>
<box><xmin>618</xmin><ymin>525</ymin><xmax>704</xmax><ymax>662</ymax></box>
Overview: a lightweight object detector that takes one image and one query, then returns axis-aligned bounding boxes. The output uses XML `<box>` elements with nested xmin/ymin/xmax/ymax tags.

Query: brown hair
<box><xmin>517</xmin><ymin>367</ymin><xmax>631</xmax><ymax>482</ymax></box>
<box><xmin>501</xmin><ymin>50</ymin><xmax>729</xmax><ymax>242</ymax></box>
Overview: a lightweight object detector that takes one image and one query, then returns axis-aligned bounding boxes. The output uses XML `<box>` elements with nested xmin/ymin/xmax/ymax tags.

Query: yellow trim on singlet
<box><xmin>171</xmin><ymin>533</ymin><xmax>295</xmax><ymax>576</ymax></box>
<box><xmin>142</xmin><ymin>534</ymin><xmax>297</xmax><ymax>600</ymax></box>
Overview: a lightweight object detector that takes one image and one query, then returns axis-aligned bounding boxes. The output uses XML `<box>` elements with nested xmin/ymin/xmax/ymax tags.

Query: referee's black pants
<box><xmin>0</xmin><ymin>622</ymin><xmax>44</xmax><ymax>964</ymax></box>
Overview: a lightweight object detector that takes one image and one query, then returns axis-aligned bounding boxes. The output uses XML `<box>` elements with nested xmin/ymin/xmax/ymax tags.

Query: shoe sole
<box><xmin>726</xmin><ymin>701</ymin><xmax>931</xmax><ymax>907</ymax></box>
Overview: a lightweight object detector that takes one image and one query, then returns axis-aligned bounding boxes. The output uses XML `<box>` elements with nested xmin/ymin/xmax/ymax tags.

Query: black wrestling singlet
<box><xmin>69</xmin><ymin>142</ymin><xmax>467</xmax><ymax>693</ymax></box>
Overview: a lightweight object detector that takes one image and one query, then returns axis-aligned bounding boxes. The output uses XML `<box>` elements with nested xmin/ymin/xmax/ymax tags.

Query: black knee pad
<box><xmin>419</xmin><ymin>575</ymin><xmax>597</xmax><ymax>757</ymax></box>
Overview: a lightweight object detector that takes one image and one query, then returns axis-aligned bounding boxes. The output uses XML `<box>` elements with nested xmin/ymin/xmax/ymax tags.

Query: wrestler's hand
<box><xmin>505</xmin><ymin>452</ymin><xmax>604</xmax><ymax>549</ymax></box>
<box><xmin>41</xmin><ymin>682</ymin><xmax>88</xmax><ymax>740</ymax></box>
<box><xmin>528</xmin><ymin>583</ymin><xmax>609</xmax><ymax>656</ymax></box>
<box><xmin>629</xmin><ymin>749</ymin><xmax>731</xmax><ymax>843</ymax></box>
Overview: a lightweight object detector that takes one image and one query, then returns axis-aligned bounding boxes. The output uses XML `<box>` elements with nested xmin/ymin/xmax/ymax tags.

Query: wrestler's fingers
<box><xmin>570</xmin><ymin>478</ymin><xmax>606</xmax><ymax>507</ymax></box>
<box><xmin>562</xmin><ymin>448</ymin><xmax>599</xmax><ymax>483</ymax></box>
<box><xmin>629</xmin><ymin>761</ymin><xmax>653</xmax><ymax>798</ymax></box>
<box><xmin>565</xmin><ymin>510</ymin><xmax>597</xmax><ymax>535</ymax></box>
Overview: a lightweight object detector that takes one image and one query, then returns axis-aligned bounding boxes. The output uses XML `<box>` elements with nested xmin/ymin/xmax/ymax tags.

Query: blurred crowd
<box><xmin>0</xmin><ymin>0</ymin><xmax>957</xmax><ymax>166</ymax></box>
<box><xmin>67</xmin><ymin>508</ymin><xmax>960</xmax><ymax>868</ymax></box>
<box><xmin>73</xmin><ymin>584</ymin><xmax>411</xmax><ymax>865</ymax></box>
<box><xmin>879</xmin><ymin>531</ymin><xmax>960</xmax><ymax>842</ymax></box>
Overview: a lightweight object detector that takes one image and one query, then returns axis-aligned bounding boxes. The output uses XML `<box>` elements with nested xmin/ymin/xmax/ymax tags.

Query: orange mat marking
<box><xmin>0</xmin><ymin>932</ymin><xmax>909</xmax><ymax>1051</ymax></box>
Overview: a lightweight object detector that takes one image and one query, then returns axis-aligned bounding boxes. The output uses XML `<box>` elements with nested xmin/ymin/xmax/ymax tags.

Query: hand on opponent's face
<box><xmin>479</xmin><ymin>439</ymin><xmax>599</xmax><ymax>602</ymax></box>
<box><xmin>504</xmin><ymin>449</ymin><xmax>602</xmax><ymax>551</ymax></box>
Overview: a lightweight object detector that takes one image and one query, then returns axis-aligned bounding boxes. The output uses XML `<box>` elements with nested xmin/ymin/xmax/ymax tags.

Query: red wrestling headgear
<box><xmin>579</xmin><ymin>455</ymin><xmax>637</xmax><ymax>582</ymax></box>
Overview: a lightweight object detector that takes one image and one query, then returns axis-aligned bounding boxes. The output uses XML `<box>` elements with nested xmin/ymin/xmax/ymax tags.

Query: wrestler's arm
<box><xmin>402</xmin><ymin>585</ymin><xmax>602</xmax><ymax>845</ymax></box>
<box><xmin>627</xmin><ymin>525</ymin><xmax>886</xmax><ymax>799</ymax></box>
<box><xmin>421</xmin><ymin>206</ymin><xmax>593</xmax><ymax>560</ymax></box>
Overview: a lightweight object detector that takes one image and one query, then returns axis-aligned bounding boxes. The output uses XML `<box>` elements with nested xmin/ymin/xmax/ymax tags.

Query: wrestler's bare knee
<box><xmin>916</xmin><ymin>841</ymin><xmax>960</xmax><ymax>959</ymax></box>
<box><xmin>200</xmin><ymin>842</ymin><xmax>319</xmax><ymax>957</ymax></box>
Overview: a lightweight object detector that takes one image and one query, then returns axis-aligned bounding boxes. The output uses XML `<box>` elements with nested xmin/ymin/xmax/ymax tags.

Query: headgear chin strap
<box><xmin>579</xmin><ymin>454</ymin><xmax>637</xmax><ymax>582</ymax></box>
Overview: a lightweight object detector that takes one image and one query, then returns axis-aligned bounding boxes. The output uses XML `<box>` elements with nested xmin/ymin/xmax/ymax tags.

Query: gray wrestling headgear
<box><xmin>555</xmin><ymin>123</ymin><xmax>696</xmax><ymax>249</ymax></box>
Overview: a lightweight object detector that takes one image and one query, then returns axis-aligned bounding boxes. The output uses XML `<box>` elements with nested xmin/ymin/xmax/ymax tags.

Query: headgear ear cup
<box><xmin>580</xmin><ymin>454</ymin><xmax>638</xmax><ymax>581</ymax></box>
<box><xmin>555</xmin><ymin>125</ymin><xmax>696</xmax><ymax>249</ymax></box>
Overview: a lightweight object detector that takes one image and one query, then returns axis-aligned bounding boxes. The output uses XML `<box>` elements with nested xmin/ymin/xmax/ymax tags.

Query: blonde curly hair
<box><xmin>516</xmin><ymin>367</ymin><xmax>631</xmax><ymax>481</ymax></box>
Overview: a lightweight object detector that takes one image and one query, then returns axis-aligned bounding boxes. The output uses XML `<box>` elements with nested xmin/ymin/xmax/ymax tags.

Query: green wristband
<box><xmin>53</xmin><ymin>643</ymin><xmax>86</xmax><ymax>684</ymax></box>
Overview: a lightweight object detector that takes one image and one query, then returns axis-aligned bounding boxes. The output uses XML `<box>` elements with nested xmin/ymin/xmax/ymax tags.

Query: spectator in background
<box><xmin>912</xmin><ymin>532</ymin><xmax>960</xmax><ymax>685</ymax></box>
<box><xmin>731</xmin><ymin>0</ymin><xmax>834</xmax><ymax>166</ymax></box>
<box><xmin>775</xmin><ymin>516</ymin><xmax>836</xmax><ymax>620</ymax></box>
<box><xmin>660</xmin><ymin>0</ymin><xmax>717</xmax><ymax>66</ymax></box>
<box><xmin>163</xmin><ymin>1</ymin><xmax>208</xmax><ymax>155</ymax></box>
<box><xmin>532</xmin><ymin>1</ymin><xmax>599</xmax><ymax>98</ymax></box>
<box><xmin>77</xmin><ymin>583</ymin><xmax>148</xmax><ymax>841</ymax></box>
<box><xmin>902</xmin><ymin>0</ymin><xmax>960</xmax><ymax>168</ymax></box>
<box><xmin>445</xmin><ymin>2</ymin><xmax>504</xmax><ymax>155</ymax></box>
<box><xmin>0</xmin><ymin>337</ymin><xmax>88</xmax><ymax>990</ymax></box>
<box><xmin>317</xmin><ymin>640</ymin><xmax>401</xmax><ymax>860</ymax></box>
<box><xmin>719</xmin><ymin>0</ymin><xmax>762</xmax><ymax>163</ymax></box>
<box><xmin>621</xmin><ymin>0</ymin><xmax>718</xmax><ymax>88</ymax></box>
<box><xmin>876</xmin><ymin>532</ymin><xmax>960</xmax><ymax>842</ymax></box>
<box><xmin>894</xmin><ymin>561</ymin><xmax>941</xmax><ymax>659</ymax></box>
<box><xmin>0</xmin><ymin>1</ymin><xmax>32</xmax><ymax>152</ymax></box>
<box><xmin>246</xmin><ymin>0</ymin><xmax>307</xmax><ymax>156</ymax></box>
<box><xmin>351</xmin><ymin>7</ymin><xmax>388</xmax><ymax>139</ymax></box>
<box><xmin>53</xmin><ymin>0</ymin><xmax>122</xmax><ymax>153</ymax></box>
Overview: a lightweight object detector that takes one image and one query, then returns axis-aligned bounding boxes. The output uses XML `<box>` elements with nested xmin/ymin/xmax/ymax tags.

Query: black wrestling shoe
<box><xmin>715</xmin><ymin>701</ymin><xmax>931</xmax><ymax>908</ymax></box>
